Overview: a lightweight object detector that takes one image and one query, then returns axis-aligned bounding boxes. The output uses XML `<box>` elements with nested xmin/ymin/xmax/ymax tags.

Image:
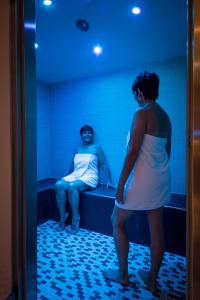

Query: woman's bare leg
<box><xmin>67</xmin><ymin>180</ymin><xmax>90</xmax><ymax>234</ymax></box>
<box><xmin>104</xmin><ymin>206</ymin><xmax>133</xmax><ymax>285</ymax></box>
<box><xmin>139</xmin><ymin>207</ymin><xmax>165</xmax><ymax>293</ymax></box>
<box><xmin>55</xmin><ymin>179</ymin><xmax>70</xmax><ymax>228</ymax></box>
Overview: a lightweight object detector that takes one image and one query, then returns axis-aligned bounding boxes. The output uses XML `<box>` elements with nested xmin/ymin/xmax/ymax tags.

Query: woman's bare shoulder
<box><xmin>132</xmin><ymin>107</ymin><xmax>147</xmax><ymax>124</ymax></box>
<box><xmin>93</xmin><ymin>144</ymin><xmax>101</xmax><ymax>151</ymax></box>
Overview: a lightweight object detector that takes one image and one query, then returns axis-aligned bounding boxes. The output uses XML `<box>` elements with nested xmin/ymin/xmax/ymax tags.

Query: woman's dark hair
<box><xmin>132</xmin><ymin>71</ymin><xmax>159</xmax><ymax>100</ymax></box>
<box><xmin>80</xmin><ymin>125</ymin><xmax>94</xmax><ymax>135</ymax></box>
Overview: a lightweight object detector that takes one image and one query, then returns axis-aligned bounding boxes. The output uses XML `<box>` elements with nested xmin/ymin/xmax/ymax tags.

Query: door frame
<box><xmin>10</xmin><ymin>0</ymin><xmax>37</xmax><ymax>299</ymax></box>
<box><xmin>187</xmin><ymin>0</ymin><xmax>200</xmax><ymax>299</ymax></box>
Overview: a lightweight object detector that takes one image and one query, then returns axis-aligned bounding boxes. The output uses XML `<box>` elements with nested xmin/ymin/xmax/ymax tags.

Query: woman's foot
<box><xmin>103</xmin><ymin>269</ymin><xmax>134</xmax><ymax>286</ymax></box>
<box><xmin>139</xmin><ymin>269</ymin><xmax>157</xmax><ymax>294</ymax></box>
<box><xmin>58</xmin><ymin>212</ymin><xmax>69</xmax><ymax>230</ymax></box>
<box><xmin>65</xmin><ymin>215</ymin><xmax>80</xmax><ymax>234</ymax></box>
<box><xmin>71</xmin><ymin>214</ymin><xmax>80</xmax><ymax>233</ymax></box>
<box><xmin>66</xmin><ymin>225</ymin><xmax>79</xmax><ymax>235</ymax></box>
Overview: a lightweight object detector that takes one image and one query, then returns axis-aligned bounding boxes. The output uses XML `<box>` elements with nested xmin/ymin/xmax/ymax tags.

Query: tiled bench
<box><xmin>37</xmin><ymin>178</ymin><xmax>186</xmax><ymax>256</ymax></box>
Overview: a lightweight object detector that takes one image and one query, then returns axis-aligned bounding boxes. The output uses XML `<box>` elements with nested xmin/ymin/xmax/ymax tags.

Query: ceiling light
<box><xmin>132</xmin><ymin>6</ymin><xmax>141</xmax><ymax>15</ymax></box>
<box><xmin>93</xmin><ymin>45</ymin><xmax>103</xmax><ymax>56</ymax></box>
<box><xmin>76</xmin><ymin>19</ymin><xmax>89</xmax><ymax>32</ymax></box>
<box><xmin>43</xmin><ymin>0</ymin><xmax>52</xmax><ymax>6</ymax></box>
<box><xmin>34</xmin><ymin>43</ymin><xmax>39</xmax><ymax>49</ymax></box>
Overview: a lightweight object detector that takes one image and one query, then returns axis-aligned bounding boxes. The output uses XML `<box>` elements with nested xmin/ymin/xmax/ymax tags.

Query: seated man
<box><xmin>55</xmin><ymin>125</ymin><xmax>112</xmax><ymax>234</ymax></box>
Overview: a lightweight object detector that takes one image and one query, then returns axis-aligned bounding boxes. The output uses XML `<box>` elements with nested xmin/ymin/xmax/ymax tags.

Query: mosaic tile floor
<box><xmin>37</xmin><ymin>221</ymin><xmax>186</xmax><ymax>300</ymax></box>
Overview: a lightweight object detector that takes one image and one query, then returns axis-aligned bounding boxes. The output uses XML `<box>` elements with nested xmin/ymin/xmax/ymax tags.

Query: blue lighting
<box><xmin>43</xmin><ymin>0</ymin><xmax>52</xmax><ymax>6</ymax></box>
<box><xmin>93</xmin><ymin>45</ymin><xmax>103</xmax><ymax>56</ymax></box>
<box><xmin>35</xmin><ymin>43</ymin><xmax>39</xmax><ymax>49</ymax></box>
<box><xmin>24</xmin><ymin>22</ymin><xmax>36</xmax><ymax>30</ymax></box>
<box><xmin>132</xmin><ymin>6</ymin><xmax>141</xmax><ymax>15</ymax></box>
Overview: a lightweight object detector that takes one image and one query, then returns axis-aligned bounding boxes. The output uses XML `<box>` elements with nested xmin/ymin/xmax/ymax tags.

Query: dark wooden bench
<box><xmin>37</xmin><ymin>178</ymin><xmax>186</xmax><ymax>256</ymax></box>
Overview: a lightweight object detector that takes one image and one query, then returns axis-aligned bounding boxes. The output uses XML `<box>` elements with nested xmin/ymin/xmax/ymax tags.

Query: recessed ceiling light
<box><xmin>34</xmin><ymin>43</ymin><xmax>39</xmax><ymax>49</ymax></box>
<box><xmin>93</xmin><ymin>45</ymin><xmax>103</xmax><ymax>56</ymax></box>
<box><xmin>43</xmin><ymin>0</ymin><xmax>52</xmax><ymax>6</ymax></box>
<box><xmin>76</xmin><ymin>19</ymin><xmax>89</xmax><ymax>32</ymax></box>
<box><xmin>132</xmin><ymin>6</ymin><xmax>141</xmax><ymax>15</ymax></box>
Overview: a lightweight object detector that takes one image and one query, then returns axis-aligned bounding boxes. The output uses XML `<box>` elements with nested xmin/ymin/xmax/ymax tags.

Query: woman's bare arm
<box><xmin>68</xmin><ymin>148</ymin><xmax>77</xmax><ymax>173</ymax></box>
<box><xmin>96</xmin><ymin>145</ymin><xmax>112</xmax><ymax>186</ymax></box>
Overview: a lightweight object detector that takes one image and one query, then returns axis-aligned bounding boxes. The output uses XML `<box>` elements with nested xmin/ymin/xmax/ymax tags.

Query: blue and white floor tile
<box><xmin>37</xmin><ymin>221</ymin><xmax>186</xmax><ymax>300</ymax></box>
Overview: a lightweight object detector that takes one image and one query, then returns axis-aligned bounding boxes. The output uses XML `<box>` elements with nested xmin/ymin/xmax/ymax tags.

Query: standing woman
<box><xmin>104</xmin><ymin>71</ymin><xmax>171</xmax><ymax>293</ymax></box>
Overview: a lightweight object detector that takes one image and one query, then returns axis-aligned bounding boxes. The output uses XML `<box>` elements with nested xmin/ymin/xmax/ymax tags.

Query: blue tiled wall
<box><xmin>37</xmin><ymin>81</ymin><xmax>51</xmax><ymax>179</ymax></box>
<box><xmin>37</xmin><ymin>57</ymin><xmax>186</xmax><ymax>195</ymax></box>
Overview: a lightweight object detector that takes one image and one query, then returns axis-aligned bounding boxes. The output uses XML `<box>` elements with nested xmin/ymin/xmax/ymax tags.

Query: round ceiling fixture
<box><xmin>43</xmin><ymin>0</ymin><xmax>52</xmax><ymax>6</ymax></box>
<box><xmin>132</xmin><ymin>6</ymin><xmax>141</xmax><ymax>15</ymax></box>
<box><xmin>76</xmin><ymin>19</ymin><xmax>89</xmax><ymax>32</ymax></box>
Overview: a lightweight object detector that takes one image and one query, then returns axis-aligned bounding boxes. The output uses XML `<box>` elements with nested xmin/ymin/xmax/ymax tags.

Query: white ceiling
<box><xmin>35</xmin><ymin>0</ymin><xmax>187</xmax><ymax>83</ymax></box>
